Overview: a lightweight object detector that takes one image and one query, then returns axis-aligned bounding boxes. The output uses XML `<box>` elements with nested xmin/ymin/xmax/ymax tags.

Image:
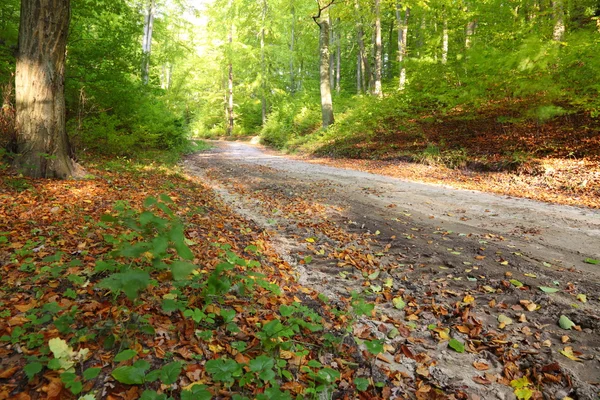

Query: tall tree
<box><xmin>373</xmin><ymin>0</ymin><xmax>383</xmax><ymax>96</ymax></box>
<box><xmin>314</xmin><ymin>0</ymin><xmax>335</xmax><ymax>128</ymax></box>
<box><xmin>14</xmin><ymin>0</ymin><xmax>81</xmax><ymax>178</ymax></box>
<box><xmin>142</xmin><ymin>0</ymin><xmax>156</xmax><ymax>84</ymax></box>
<box><xmin>396</xmin><ymin>3</ymin><xmax>409</xmax><ymax>90</ymax></box>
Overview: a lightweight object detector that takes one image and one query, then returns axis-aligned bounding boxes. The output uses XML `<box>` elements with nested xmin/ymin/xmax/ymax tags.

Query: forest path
<box><xmin>184</xmin><ymin>141</ymin><xmax>600</xmax><ymax>399</ymax></box>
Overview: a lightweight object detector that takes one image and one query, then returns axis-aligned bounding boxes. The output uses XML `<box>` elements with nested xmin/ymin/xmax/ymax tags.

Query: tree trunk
<box><xmin>260</xmin><ymin>0</ymin><xmax>267</xmax><ymax>125</ymax></box>
<box><xmin>357</xmin><ymin>51</ymin><xmax>362</xmax><ymax>93</ymax></box>
<box><xmin>442</xmin><ymin>15</ymin><xmax>448</xmax><ymax>64</ymax></box>
<box><xmin>289</xmin><ymin>2</ymin><xmax>295</xmax><ymax>94</ymax></box>
<box><xmin>465</xmin><ymin>20</ymin><xmax>477</xmax><ymax>49</ymax></box>
<box><xmin>552</xmin><ymin>0</ymin><xmax>565</xmax><ymax>41</ymax></box>
<box><xmin>396</xmin><ymin>3</ymin><xmax>409</xmax><ymax>90</ymax></box>
<box><xmin>335</xmin><ymin>18</ymin><xmax>341</xmax><ymax>93</ymax></box>
<box><xmin>227</xmin><ymin>22</ymin><xmax>234</xmax><ymax>136</ymax></box>
<box><xmin>329</xmin><ymin>15</ymin><xmax>335</xmax><ymax>90</ymax></box>
<box><xmin>355</xmin><ymin>0</ymin><xmax>371</xmax><ymax>93</ymax></box>
<box><xmin>373</xmin><ymin>0</ymin><xmax>383</xmax><ymax>96</ymax></box>
<box><xmin>141</xmin><ymin>0</ymin><xmax>156</xmax><ymax>84</ymax></box>
<box><xmin>317</xmin><ymin>8</ymin><xmax>334</xmax><ymax>128</ymax></box>
<box><xmin>14</xmin><ymin>0</ymin><xmax>81</xmax><ymax>178</ymax></box>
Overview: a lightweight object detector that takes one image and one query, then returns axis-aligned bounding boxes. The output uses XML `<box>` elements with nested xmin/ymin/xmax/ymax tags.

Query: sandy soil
<box><xmin>184</xmin><ymin>141</ymin><xmax>600</xmax><ymax>399</ymax></box>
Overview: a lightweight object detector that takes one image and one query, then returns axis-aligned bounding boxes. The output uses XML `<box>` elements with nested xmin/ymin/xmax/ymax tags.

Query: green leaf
<box><xmin>83</xmin><ymin>367</ymin><xmax>102</xmax><ymax>380</ymax></box>
<box><xmin>584</xmin><ymin>258</ymin><xmax>599</xmax><ymax>265</ymax></box>
<box><xmin>558</xmin><ymin>315</ymin><xmax>575</xmax><ymax>330</ymax></box>
<box><xmin>140</xmin><ymin>390</ymin><xmax>168</xmax><ymax>400</ymax></box>
<box><xmin>510</xmin><ymin>279</ymin><xmax>523</xmax><ymax>288</ymax></box>
<box><xmin>316</xmin><ymin>367</ymin><xmax>340</xmax><ymax>384</ymax></box>
<box><xmin>364</xmin><ymin>339</ymin><xmax>384</xmax><ymax>355</ymax></box>
<box><xmin>249</xmin><ymin>355</ymin><xmax>274</xmax><ymax>373</ymax></box>
<box><xmin>98</xmin><ymin>269</ymin><xmax>150</xmax><ymax>300</ymax></box>
<box><xmin>220</xmin><ymin>308</ymin><xmax>236</xmax><ymax>323</ymax></box>
<box><xmin>143</xmin><ymin>197</ymin><xmax>158</xmax><ymax>208</ymax></box>
<box><xmin>448</xmin><ymin>339</ymin><xmax>465</xmax><ymax>353</ymax></box>
<box><xmin>24</xmin><ymin>362</ymin><xmax>43</xmax><ymax>380</ymax></box>
<box><xmin>368</xmin><ymin>270</ymin><xmax>380</xmax><ymax>280</ymax></box>
<box><xmin>170</xmin><ymin>261</ymin><xmax>197</xmax><ymax>281</ymax></box>
<box><xmin>354</xmin><ymin>377</ymin><xmax>370</xmax><ymax>391</ymax></box>
<box><xmin>392</xmin><ymin>297</ymin><xmax>406</xmax><ymax>310</ymax></box>
<box><xmin>205</xmin><ymin>359</ymin><xmax>242</xmax><ymax>383</ymax></box>
<box><xmin>160</xmin><ymin>361</ymin><xmax>182</xmax><ymax>385</ymax></box>
<box><xmin>181</xmin><ymin>385</ymin><xmax>212</xmax><ymax>400</ymax></box>
<box><xmin>514</xmin><ymin>388</ymin><xmax>533</xmax><ymax>400</ymax></box>
<box><xmin>539</xmin><ymin>286</ymin><xmax>559</xmax><ymax>293</ymax></box>
<box><xmin>114</xmin><ymin>349</ymin><xmax>137</xmax><ymax>362</ymax></box>
<box><xmin>111</xmin><ymin>365</ymin><xmax>148</xmax><ymax>385</ymax></box>
<box><xmin>61</xmin><ymin>372</ymin><xmax>83</xmax><ymax>394</ymax></box>
<box><xmin>510</xmin><ymin>376</ymin><xmax>530</xmax><ymax>389</ymax></box>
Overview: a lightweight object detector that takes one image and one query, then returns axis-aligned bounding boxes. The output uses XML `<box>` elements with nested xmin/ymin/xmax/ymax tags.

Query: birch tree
<box><xmin>142</xmin><ymin>0</ymin><xmax>156</xmax><ymax>84</ymax></box>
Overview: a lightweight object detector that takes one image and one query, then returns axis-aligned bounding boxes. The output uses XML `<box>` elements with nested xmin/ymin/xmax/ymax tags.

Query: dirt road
<box><xmin>184</xmin><ymin>141</ymin><xmax>600</xmax><ymax>399</ymax></box>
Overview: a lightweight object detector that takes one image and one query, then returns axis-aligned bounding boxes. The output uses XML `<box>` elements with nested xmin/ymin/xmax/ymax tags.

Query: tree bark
<box><xmin>260</xmin><ymin>0</ymin><xmax>267</xmax><ymax>125</ymax></box>
<box><xmin>289</xmin><ymin>2</ymin><xmax>295</xmax><ymax>94</ymax></box>
<box><xmin>442</xmin><ymin>15</ymin><xmax>448</xmax><ymax>64</ymax></box>
<box><xmin>356</xmin><ymin>51</ymin><xmax>362</xmax><ymax>93</ymax></box>
<box><xmin>141</xmin><ymin>0</ymin><xmax>156</xmax><ymax>84</ymax></box>
<box><xmin>14</xmin><ymin>0</ymin><xmax>81</xmax><ymax>178</ymax></box>
<box><xmin>396</xmin><ymin>3</ymin><xmax>409</xmax><ymax>90</ymax></box>
<box><xmin>335</xmin><ymin>19</ymin><xmax>341</xmax><ymax>93</ymax></box>
<box><xmin>315</xmin><ymin>3</ymin><xmax>334</xmax><ymax>128</ymax></box>
<box><xmin>227</xmin><ymin>21</ymin><xmax>234</xmax><ymax>136</ymax></box>
<box><xmin>552</xmin><ymin>0</ymin><xmax>565</xmax><ymax>42</ymax></box>
<box><xmin>355</xmin><ymin>0</ymin><xmax>371</xmax><ymax>93</ymax></box>
<box><xmin>329</xmin><ymin>15</ymin><xmax>335</xmax><ymax>90</ymax></box>
<box><xmin>373</xmin><ymin>0</ymin><xmax>383</xmax><ymax>96</ymax></box>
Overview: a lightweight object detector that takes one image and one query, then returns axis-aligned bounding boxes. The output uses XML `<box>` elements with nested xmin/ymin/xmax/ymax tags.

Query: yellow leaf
<box><xmin>559</xmin><ymin>346</ymin><xmax>582</xmax><ymax>362</ymax></box>
<box><xmin>305</xmin><ymin>237</ymin><xmax>315</xmax><ymax>243</ymax></box>
<box><xmin>463</xmin><ymin>295</ymin><xmax>475</xmax><ymax>304</ymax></box>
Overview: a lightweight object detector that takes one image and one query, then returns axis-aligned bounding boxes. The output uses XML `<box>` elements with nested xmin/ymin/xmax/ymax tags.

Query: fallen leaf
<box><xmin>558</xmin><ymin>315</ymin><xmax>575</xmax><ymax>330</ymax></box>
<box><xmin>559</xmin><ymin>346</ymin><xmax>583</xmax><ymax>362</ymax></box>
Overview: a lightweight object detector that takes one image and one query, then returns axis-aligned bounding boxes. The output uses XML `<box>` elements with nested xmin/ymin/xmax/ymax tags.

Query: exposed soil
<box><xmin>184</xmin><ymin>141</ymin><xmax>600</xmax><ymax>399</ymax></box>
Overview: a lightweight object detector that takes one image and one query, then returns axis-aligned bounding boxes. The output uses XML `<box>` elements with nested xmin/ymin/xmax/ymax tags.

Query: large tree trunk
<box><xmin>317</xmin><ymin>8</ymin><xmax>334</xmax><ymax>128</ymax></box>
<box><xmin>141</xmin><ymin>0</ymin><xmax>156</xmax><ymax>84</ymax></box>
<box><xmin>14</xmin><ymin>0</ymin><xmax>81</xmax><ymax>179</ymax></box>
<box><xmin>373</xmin><ymin>0</ymin><xmax>383</xmax><ymax>96</ymax></box>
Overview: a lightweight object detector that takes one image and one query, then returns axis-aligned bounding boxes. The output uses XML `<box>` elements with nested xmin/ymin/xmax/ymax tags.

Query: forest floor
<box><xmin>183</xmin><ymin>141</ymin><xmax>600</xmax><ymax>399</ymax></box>
<box><xmin>300</xmin><ymin>109</ymin><xmax>600</xmax><ymax>210</ymax></box>
<box><xmin>0</xmin><ymin>136</ymin><xmax>599</xmax><ymax>399</ymax></box>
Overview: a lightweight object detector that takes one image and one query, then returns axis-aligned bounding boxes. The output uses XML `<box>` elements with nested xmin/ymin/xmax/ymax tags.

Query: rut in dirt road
<box><xmin>184</xmin><ymin>141</ymin><xmax>600</xmax><ymax>399</ymax></box>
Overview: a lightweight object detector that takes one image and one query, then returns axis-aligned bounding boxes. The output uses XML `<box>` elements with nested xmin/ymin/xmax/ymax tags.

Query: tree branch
<box><xmin>312</xmin><ymin>0</ymin><xmax>335</xmax><ymax>25</ymax></box>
